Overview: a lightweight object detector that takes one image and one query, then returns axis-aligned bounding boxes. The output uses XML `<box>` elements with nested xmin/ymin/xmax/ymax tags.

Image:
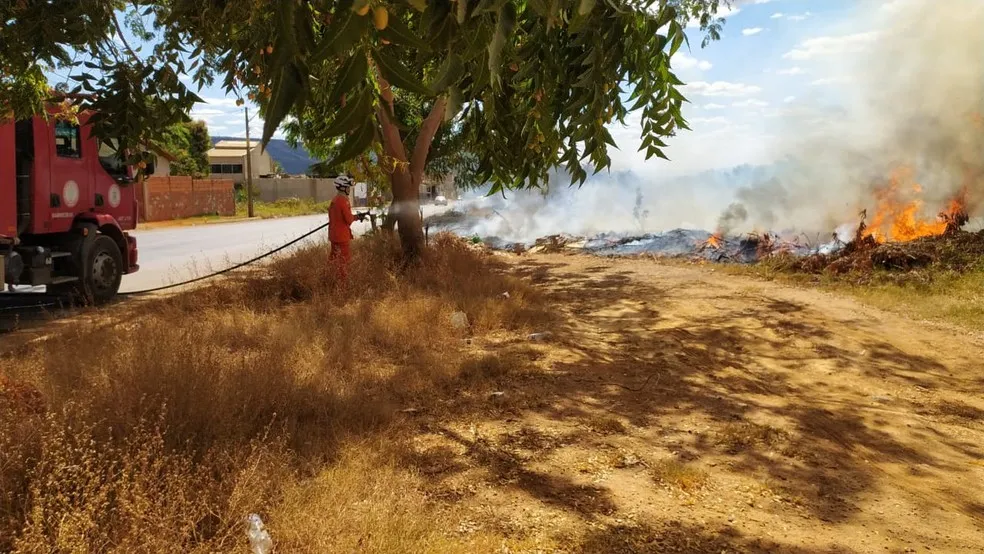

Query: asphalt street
<box><xmin>121</xmin><ymin>204</ymin><xmax>451</xmax><ymax>292</ymax></box>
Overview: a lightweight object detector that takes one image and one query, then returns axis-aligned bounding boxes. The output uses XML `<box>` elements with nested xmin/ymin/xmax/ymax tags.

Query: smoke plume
<box><xmin>455</xmin><ymin>0</ymin><xmax>984</xmax><ymax>243</ymax></box>
<box><xmin>730</xmin><ymin>0</ymin><xmax>984</xmax><ymax>234</ymax></box>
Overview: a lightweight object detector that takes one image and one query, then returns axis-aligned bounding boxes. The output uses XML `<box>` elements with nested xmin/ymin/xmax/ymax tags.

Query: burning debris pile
<box><xmin>431</xmin><ymin>170</ymin><xmax>982</xmax><ymax>276</ymax></box>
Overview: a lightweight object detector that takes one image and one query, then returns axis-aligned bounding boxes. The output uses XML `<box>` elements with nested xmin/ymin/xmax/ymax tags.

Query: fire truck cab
<box><xmin>1</xmin><ymin>112</ymin><xmax>142</xmax><ymax>304</ymax></box>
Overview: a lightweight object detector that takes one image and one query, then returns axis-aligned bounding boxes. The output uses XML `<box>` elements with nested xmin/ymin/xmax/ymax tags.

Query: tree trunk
<box><xmin>382</xmin><ymin>208</ymin><xmax>397</xmax><ymax>232</ymax></box>
<box><xmin>371</xmin><ymin>70</ymin><xmax>446</xmax><ymax>262</ymax></box>
<box><xmin>389</xmin><ymin>169</ymin><xmax>424</xmax><ymax>260</ymax></box>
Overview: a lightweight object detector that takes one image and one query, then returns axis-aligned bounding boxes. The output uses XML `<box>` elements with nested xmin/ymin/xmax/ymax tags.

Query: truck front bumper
<box><xmin>125</xmin><ymin>233</ymin><xmax>139</xmax><ymax>274</ymax></box>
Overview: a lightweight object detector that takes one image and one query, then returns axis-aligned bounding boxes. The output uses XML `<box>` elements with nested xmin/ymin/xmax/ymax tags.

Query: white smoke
<box><xmin>456</xmin><ymin>0</ymin><xmax>984</xmax><ymax>243</ymax></box>
<box><xmin>732</xmin><ymin>0</ymin><xmax>984</xmax><ymax>234</ymax></box>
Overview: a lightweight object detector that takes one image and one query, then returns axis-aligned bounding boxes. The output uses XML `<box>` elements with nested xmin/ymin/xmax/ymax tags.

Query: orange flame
<box><xmin>704</xmin><ymin>233</ymin><xmax>723</xmax><ymax>249</ymax></box>
<box><xmin>862</xmin><ymin>166</ymin><xmax>969</xmax><ymax>243</ymax></box>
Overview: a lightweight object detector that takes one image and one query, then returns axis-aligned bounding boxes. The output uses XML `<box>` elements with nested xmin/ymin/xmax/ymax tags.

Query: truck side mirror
<box><xmin>142</xmin><ymin>151</ymin><xmax>155</xmax><ymax>176</ymax></box>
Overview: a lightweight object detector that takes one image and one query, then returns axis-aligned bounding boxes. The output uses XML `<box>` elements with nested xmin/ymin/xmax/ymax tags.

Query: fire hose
<box><xmin>0</xmin><ymin>221</ymin><xmax>330</xmax><ymax>313</ymax></box>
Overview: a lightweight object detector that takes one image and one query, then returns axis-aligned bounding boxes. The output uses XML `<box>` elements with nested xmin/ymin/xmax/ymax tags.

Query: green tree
<box><xmin>159</xmin><ymin>119</ymin><xmax>211</xmax><ymax>177</ymax></box>
<box><xmin>1</xmin><ymin>0</ymin><xmax>730</xmax><ymax>260</ymax></box>
<box><xmin>184</xmin><ymin>120</ymin><xmax>211</xmax><ymax>176</ymax></box>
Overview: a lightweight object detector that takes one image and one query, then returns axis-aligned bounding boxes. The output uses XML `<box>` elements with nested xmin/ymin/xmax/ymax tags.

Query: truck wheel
<box><xmin>81</xmin><ymin>235</ymin><xmax>123</xmax><ymax>305</ymax></box>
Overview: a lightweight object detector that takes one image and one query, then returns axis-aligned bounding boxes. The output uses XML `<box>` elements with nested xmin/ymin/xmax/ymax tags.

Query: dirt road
<box><xmin>411</xmin><ymin>253</ymin><xmax>984</xmax><ymax>553</ymax></box>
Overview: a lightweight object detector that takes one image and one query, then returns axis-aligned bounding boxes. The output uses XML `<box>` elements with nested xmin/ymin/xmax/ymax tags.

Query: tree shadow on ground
<box><xmin>397</xmin><ymin>256</ymin><xmax>983</xmax><ymax>540</ymax></box>
<box><xmin>575</xmin><ymin>520</ymin><xmax>858</xmax><ymax>554</ymax></box>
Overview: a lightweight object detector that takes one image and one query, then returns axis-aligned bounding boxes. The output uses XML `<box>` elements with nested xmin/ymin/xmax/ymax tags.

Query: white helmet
<box><xmin>335</xmin><ymin>174</ymin><xmax>354</xmax><ymax>191</ymax></box>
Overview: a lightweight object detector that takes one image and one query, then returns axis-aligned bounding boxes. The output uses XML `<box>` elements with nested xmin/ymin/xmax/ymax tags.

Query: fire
<box><xmin>861</xmin><ymin>166</ymin><xmax>969</xmax><ymax>243</ymax></box>
<box><xmin>704</xmin><ymin>233</ymin><xmax>723</xmax><ymax>249</ymax></box>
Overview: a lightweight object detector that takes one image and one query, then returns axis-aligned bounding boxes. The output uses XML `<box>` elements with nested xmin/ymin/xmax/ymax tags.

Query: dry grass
<box><xmin>0</xmin><ymin>232</ymin><xmax>550</xmax><ymax>553</ymax></box>
<box><xmin>716</xmin><ymin>422</ymin><xmax>788</xmax><ymax>454</ymax></box>
<box><xmin>650</xmin><ymin>459</ymin><xmax>709</xmax><ymax>493</ymax></box>
<box><xmin>724</xmin><ymin>250</ymin><xmax>984</xmax><ymax>330</ymax></box>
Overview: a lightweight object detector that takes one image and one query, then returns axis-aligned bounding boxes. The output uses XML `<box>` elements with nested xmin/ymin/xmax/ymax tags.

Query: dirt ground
<box><xmin>406</xmin><ymin>253</ymin><xmax>984</xmax><ymax>553</ymax></box>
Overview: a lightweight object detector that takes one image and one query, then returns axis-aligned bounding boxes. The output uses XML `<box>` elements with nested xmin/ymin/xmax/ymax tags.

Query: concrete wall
<box><xmin>254</xmin><ymin>177</ymin><xmax>338</xmax><ymax>203</ymax></box>
<box><xmin>138</xmin><ymin>176</ymin><xmax>236</xmax><ymax>221</ymax></box>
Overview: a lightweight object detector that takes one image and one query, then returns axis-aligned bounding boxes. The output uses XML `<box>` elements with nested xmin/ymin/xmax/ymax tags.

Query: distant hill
<box><xmin>210</xmin><ymin>136</ymin><xmax>320</xmax><ymax>175</ymax></box>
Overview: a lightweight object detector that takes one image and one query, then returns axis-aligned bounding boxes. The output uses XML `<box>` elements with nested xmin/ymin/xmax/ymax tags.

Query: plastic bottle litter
<box><xmin>450</xmin><ymin>311</ymin><xmax>469</xmax><ymax>330</ymax></box>
<box><xmin>247</xmin><ymin>513</ymin><xmax>273</xmax><ymax>554</ymax></box>
<box><xmin>528</xmin><ymin>331</ymin><xmax>553</xmax><ymax>341</ymax></box>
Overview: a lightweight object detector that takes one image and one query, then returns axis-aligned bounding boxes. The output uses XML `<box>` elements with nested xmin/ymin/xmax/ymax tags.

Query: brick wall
<box><xmin>138</xmin><ymin>176</ymin><xmax>236</xmax><ymax>222</ymax></box>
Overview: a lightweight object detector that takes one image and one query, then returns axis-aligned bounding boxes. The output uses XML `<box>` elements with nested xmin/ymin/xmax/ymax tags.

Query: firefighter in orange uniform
<box><xmin>327</xmin><ymin>174</ymin><xmax>363</xmax><ymax>281</ymax></box>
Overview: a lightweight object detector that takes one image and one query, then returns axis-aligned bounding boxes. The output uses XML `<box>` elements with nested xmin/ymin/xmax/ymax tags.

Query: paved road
<box><xmin>122</xmin><ymin>204</ymin><xmax>451</xmax><ymax>292</ymax></box>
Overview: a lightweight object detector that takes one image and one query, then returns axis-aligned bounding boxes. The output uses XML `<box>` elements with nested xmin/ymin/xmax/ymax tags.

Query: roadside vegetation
<box><xmin>0</xmin><ymin>234</ymin><xmax>551</xmax><ymax>553</ymax></box>
<box><xmin>235</xmin><ymin>197</ymin><xmax>331</xmax><ymax>219</ymax></box>
<box><xmin>721</xmin><ymin>230</ymin><xmax>984</xmax><ymax>329</ymax></box>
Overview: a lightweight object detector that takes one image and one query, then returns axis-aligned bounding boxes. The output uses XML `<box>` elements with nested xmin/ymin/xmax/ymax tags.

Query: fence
<box><xmin>138</xmin><ymin>176</ymin><xmax>236</xmax><ymax>222</ymax></box>
<box><xmin>254</xmin><ymin>177</ymin><xmax>339</xmax><ymax>204</ymax></box>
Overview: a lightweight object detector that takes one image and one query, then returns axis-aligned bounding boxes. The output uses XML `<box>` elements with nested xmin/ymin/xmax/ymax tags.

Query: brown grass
<box><xmin>0</xmin><ymin>232</ymin><xmax>550</xmax><ymax>553</ymax></box>
<box><xmin>716</xmin><ymin>422</ymin><xmax>788</xmax><ymax>454</ymax></box>
<box><xmin>650</xmin><ymin>459</ymin><xmax>709</xmax><ymax>493</ymax></box>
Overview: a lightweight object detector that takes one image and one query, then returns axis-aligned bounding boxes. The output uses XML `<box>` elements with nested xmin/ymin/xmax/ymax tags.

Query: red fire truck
<box><xmin>1</xmin><ymin>111</ymin><xmax>142</xmax><ymax>304</ymax></box>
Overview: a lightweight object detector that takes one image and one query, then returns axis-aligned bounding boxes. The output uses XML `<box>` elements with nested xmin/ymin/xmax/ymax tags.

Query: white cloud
<box><xmin>753</xmin><ymin>0</ymin><xmax>775</xmax><ymax>3</ymax></box>
<box><xmin>742</xmin><ymin>27</ymin><xmax>764</xmax><ymax>36</ymax></box>
<box><xmin>672</xmin><ymin>52</ymin><xmax>713</xmax><ymax>71</ymax></box>
<box><xmin>880</xmin><ymin>0</ymin><xmax>912</xmax><ymax>12</ymax></box>
<box><xmin>810</xmin><ymin>76</ymin><xmax>851</xmax><ymax>86</ymax></box>
<box><xmin>787</xmin><ymin>12</ymin><xmax>811</xmax><ymax>21</ymax></box>
<box><xmin>782</xmin><ymin>32</ymin><xmax>878</xmax><ymax>60</ymax></box>
<box><xmin>703</xmin><ymin>103</ymin><xmax>727</xmax><ymax>110</ymax></box>
<box><xmin>771</xmin><ymin>12</ymin><xmax>784</xmax><ymax>19</ymax></box>
<box><xmin>777</xmin><ymin>66</ymin><xmax>805</xmax><ymax>75</ymax></box>
<box><xmin>733</xmin><ymin>99</ymin><xmax>769</xmax><ymax>108</ymax></box>
<box><xmin>190</xmin><ymin>108</ymin><xmax>228</xmax><ymax>116</ymax></box>
<box><xmin>783</xmin><ymin>95</ymin><xmax>796</xmax><ymax>103</ymax></box>
<box><xmin>683</xmin><ymin>81</ymin><xmax>763</xmax><ymax>97</ymax></box>
<box><xmin>690</xmin><ymin>116</ymin><xmax>730</xmax><ymax>125</ymax></box>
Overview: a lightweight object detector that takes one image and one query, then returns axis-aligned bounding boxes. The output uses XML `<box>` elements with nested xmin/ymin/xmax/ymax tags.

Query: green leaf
<box><xmin>379</xmin><ymin>16</ymin><xmax>431</xmax><ymax>51</ymax></box>
<box><xmin>472</xmin><ymin>0</ymin><xmax>508</xmax><ymax>17</ymax></box>
<box><xmin>429</xmin><ymin>53</ymin><xmax>465</xmax><ymax>92</ymax></box>
<box><xmin>312</xmin><ymin>10</ymin><xmax>370</xmax><ymax>61</ymax></box>
<box><xmin>445</xmin><ymin>86</ymin><xmax>464</xmax><ymax>121</ymax></box>
<box><xmin>328</xmin><ymin>52</ymin><xmax>368</xmax><ymax>103</ymax></box>
<box><xmin>469</xmin><ymin>55</ymin><xmax>491</xmax><ymax>93</ymax></box>
<box><xmin>322</xmin><ymin>92</ymin><xmax>374</xmax><ymax>136</ymax></box>
<box><xmin>262</xmin><ymin>63</ymin><xmax>305</xmax><ymax>147</ymax></box>
<box><xmin>528</xmin><ymin>0</ymin><xmax>549</xmax><ymax>18</ymax></box>
<box><xmin>328</xmin><ymin>119</ymin><xmax>377</xmax><ymax>167</ymax></box>
<box><xmin>405</xmin><ymin>0</ymin><xmax>428</xmax><ymax>12</ymax></box>
<box><xmin>488</xmin><ymin>2</ymin><xmax>516</xmax><ymax>85</ymax></box>
<box><xmin>669</xmin><ymin>21</ymin><xmax>685</xmax><ymax>57</ymax></box>
<box><xmin>372</xmin><ymin>49</ymin><xmax>434</xmax><ymax>96</ymax></box>
<box><xmin>655</xmin><ymin>5</ymin><xmax>676</xmax><ymax>29</ymax></box>
<box><xmin>462</xmin><ymin>22</ymin><xmax>493</xmax><ymax>60</ymax></box>
<box><xmin>457</xmin><ymin>0</ymin><xmax>469</xmax><ymax>23</ymax></box>
<box><xmin>577</xmin><ymin>0</ymin><xmax>595</xmax><ymax>16</ymax></box>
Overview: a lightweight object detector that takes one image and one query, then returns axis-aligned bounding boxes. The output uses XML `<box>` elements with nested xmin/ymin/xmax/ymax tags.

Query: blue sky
<box><xmin>44</xmin><ymin>0</ymin><xmax>899</xmax><ymax>177</ymax></box>
<box><xmin>606</xmin><ymin>0</ymin><xmax>893</xmax><ymax>178</ymax></box>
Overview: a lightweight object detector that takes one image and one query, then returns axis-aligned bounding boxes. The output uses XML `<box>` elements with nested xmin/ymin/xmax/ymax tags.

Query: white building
<box><xmin>206</xmin><ymin>139</ymin><xmax>274</xmax><ymax>185</ymax></box>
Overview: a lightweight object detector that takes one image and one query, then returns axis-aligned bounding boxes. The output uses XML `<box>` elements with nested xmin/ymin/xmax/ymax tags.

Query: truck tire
<box><xmin>81</xmin><ymin>235</ymin><xmax>123</xmax><ymax>305</ymax></box>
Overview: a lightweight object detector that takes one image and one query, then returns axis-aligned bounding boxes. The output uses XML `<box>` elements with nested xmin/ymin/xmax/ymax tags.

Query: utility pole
<box><xmin>244</xmin><ymin>107</ymin><xmax>255</xmax><ymax>218</ymax></box>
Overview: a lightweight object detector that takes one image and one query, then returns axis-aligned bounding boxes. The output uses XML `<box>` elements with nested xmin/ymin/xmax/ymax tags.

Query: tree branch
<box><xmin>375</xmin><ymin>101</ymin><xmax>408</xmax><ymax>163</ymax></box>
<box><xmin>111</xmin><ymin>11</ymin><xmax>140</xmax><ymax>60</ymax></box>
<box><xmin>410</xmin><ymin>96</ymin><xmax>447</xmax><ymax>186</ymax></box>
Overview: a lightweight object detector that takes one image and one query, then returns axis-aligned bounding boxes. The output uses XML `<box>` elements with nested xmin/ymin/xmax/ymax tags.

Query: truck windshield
<box><xmin>98</xmin><ymin>139</ymin><xmax>129</xmax><ymax>178</ymax></box>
